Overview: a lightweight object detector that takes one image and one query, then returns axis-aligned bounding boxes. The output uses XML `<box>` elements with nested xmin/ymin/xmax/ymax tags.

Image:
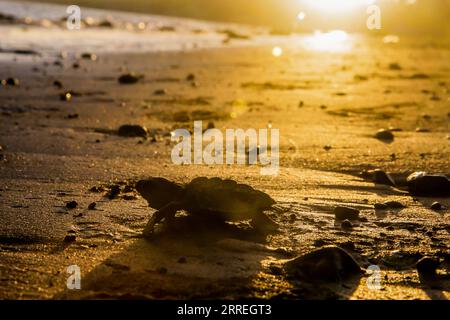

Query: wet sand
<box><xmin>0</xmin><ymin>2</ymin><xmax>449</xmax><ymax>300</ymax></box>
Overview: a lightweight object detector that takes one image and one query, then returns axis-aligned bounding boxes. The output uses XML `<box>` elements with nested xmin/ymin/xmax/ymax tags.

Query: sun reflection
<box><xmin>272</xmin><ymin>46</ymin><xmax>283</xmax><ymax>57</ymax></box>
<box><xmin>303</xmin><ymin>30</ymin><xmax>352</xmax><ymax>52</ymax></box>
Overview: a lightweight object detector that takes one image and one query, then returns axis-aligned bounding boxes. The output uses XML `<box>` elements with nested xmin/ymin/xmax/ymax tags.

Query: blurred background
<box><xmin>25</xmin><ymin>0</ymin><xmax>450</xmax><ymax>35</ymax></box>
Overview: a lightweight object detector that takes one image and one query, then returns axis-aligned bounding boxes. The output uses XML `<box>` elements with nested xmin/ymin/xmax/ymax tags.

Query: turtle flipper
<box><xmin>143</xmin><ymin>201</ymin><xmax>182</xmax><ymax>238</ymax></box>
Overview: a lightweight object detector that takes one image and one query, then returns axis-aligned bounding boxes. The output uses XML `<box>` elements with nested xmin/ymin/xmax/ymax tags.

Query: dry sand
<box><xmin>0</xmin><ymin>1</ymin><xmax>449</xmax><ymax>300</ymax></box>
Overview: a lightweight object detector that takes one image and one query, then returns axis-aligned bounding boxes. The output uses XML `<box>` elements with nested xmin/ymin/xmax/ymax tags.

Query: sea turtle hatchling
<box><xmin>136</xmin><ymin>177</ymin><xmax>279</xmax><ymax>238</ymax></box>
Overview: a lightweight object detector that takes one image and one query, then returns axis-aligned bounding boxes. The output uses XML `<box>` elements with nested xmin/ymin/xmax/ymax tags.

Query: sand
<box><xmin>0</xmin><ymin>1</ymin><xmax>449</xmax><ymax>300</ymax></box>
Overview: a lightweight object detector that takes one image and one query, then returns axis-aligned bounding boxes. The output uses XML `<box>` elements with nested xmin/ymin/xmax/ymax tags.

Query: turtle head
<box><xmin>136</xmin><ymin>177</ymin><xmax>184</xmax><ymax>209</ymax></box>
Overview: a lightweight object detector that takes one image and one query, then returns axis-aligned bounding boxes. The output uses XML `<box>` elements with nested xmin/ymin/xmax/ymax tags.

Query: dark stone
<box><xmin>186</xmin><ymin>73</ymin><xmax>195</xmax><ymax>81</ymax></box>
<box><xmin>118</xmin><ymin>125</ymin><xmax>148</xmax><ymax>138</ymax></box>
<box><xmin>374</xmin><ymin>203</ymin><xmax>388</xmax><ymax>210</ymax></box>
<box><xmin>406</xmin><ymin>172</ymin><xmax>450</xmax><ymax>197</ymax></box>
<box><xmin>430</xmin><ymin>202</ymin><xmax>442</xmax><ymax>211</ymax></box>
<box><xmin>372</xmin><ymin>169</ymin><xmax>396</xmax><ymax>186</ymax></box>
<box><xmin>88</xmin><ymin>202</ymin><xmax>96</xmax><ymax>210</ymax></box>
<box><xmin>177</xmin><ymin>257</ymin><xmax>187</xmax><ymax>264</ymax></box>
<box><xmin>118</xmin><ymin>73</ymin><xmax>141</xmax><ymax>84</ymax></box>
<box><xmin>375</xmin><ymin>129</ymin><xmax>394</xmax><ymax>141</ymax></box>
<box><xmin>81</xmin><ymin>53</ymin><xmax>97</xmax><ymax>61</ymax></box>
<box><xmin>153</xmin><ymin>89</ymin><xmax>167</xmax><ymax>96</ymax></box>
<box><xmin>416</xmin><ymin>257</ymin><xmax>439</xmax><ymax>277</ymax></box>
<box><xmin>284</xmin><ymin>246</ymin><xmax>362</xmax><ymax>283</ymax></box>
<box><xmin>53</xmin><ymin>80</ymin><xmax>63</xmax><ymax>88</ymax></box>
<box><xmin>66</xmin><ymin>201</ymin><xmax>78</xmax><ymax>209</ymax></box>
<box><xmin>383</xmin><ymin>201</ymin><xmax>406</xmax><ymax>209</ymax></box>
<box><xmin>333</xmin><ymin>206</ymin><xmax>359</xmax><ymax>220</ymax></box>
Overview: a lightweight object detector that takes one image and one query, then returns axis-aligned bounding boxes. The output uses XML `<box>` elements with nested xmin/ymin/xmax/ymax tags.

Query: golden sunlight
<box><xmin>304</xmin><ymin>30</ymin><xmax>352</xmax><ymax>52</ymax></box>
<box><xmin>302</xmin><ymin>0</ymin><xmax>375</xmax><ymax>13</ymax></box>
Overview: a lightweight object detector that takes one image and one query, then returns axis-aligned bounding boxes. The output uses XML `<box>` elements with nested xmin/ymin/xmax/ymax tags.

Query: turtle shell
<box><xmin>183</xmin><ymin>177</ymin><xmax>275</xmax><ymax>219</ymax></box>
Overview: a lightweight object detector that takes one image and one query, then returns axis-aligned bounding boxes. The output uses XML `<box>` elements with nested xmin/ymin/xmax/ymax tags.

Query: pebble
<box><xmin>323</xmin><ymin>145</ymin><xmax>332</xmax><ymax>151</ymax></box>
<box><xmin>372</xmin><ymin>169</ymin><xmax>396</xmax><ymax>186</ymax></box>
<box><xmin>177</xmin><ymin>257</ymin><xmax>187</xmax><ymax>264</ymax></box>
<box><xmin>53</xmin><ymin>80</ymin><xmax>63</xmax><ymax>88</ymax></box>
<box><xmin>81</xmin><ymin>53</ymin><xmax>97</xmax><ymax>61</ymax></box>
<box><xmin>153</xmin><ymin>89</ymin><xmax>167</xmax><ymax>96</ymax></box>
<box><xmin>284</xmin><ymin>246</ymin><xmax>362</xmax><ymax>283</ymax></box>
<box><xmin>430</xmin><ymin>202</ymin><xmax>442</xmax><ymax>211</ymax></box>
<box><xmin>118</xmin><ymin>125</ymin><xmax>148</xmax><ymax>138</ymax></box>
<box><xmin>118</xmin><ymin>73</ymin><xmax>141</xmax><ymax>84</ymax></box>
<box><xmin>375</xmin><ymin>129</ymin><xmax>394</xmax><ymax>141</ymax></box>
<box><xmin>186</xmin><ymin>73</ymin><xmax>195</xmax><ymax>81</ymax></box>
<box><xmin>333</xmin><ymin>206</ymin><xmax>359</xmax><ymax>220</ymax></box>
<box><xmin>66</xmin><ymin>201</ymin><xmax>78</xmax><ymax>209</ymax></box>
<box><xmin>407</xmin><ymin>172</ymin><xmax>450</xmax><ymax>196</ymax></box>
<box><xmin>88</xmin><ymin>202</ymin><xmax>96</xmax><ymax>210</ymax></box>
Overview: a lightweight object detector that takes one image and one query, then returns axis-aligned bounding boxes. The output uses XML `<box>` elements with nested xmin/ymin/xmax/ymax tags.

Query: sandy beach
<box><xmin>0</xmin><ymin>0</ymin><xmax>449</xmax><ymax>300</ymax></box>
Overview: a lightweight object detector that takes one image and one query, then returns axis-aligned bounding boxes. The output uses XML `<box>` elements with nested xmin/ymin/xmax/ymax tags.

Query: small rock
<box><xmin>374</xmin><ymin>203</ymin><xmax>388</xmax><ymax>210</ymax></box>
<box><xmin>66</xmin><ymin>201</ymin><xmax>78</xmax><ymax>209</ymax></box>
<box><xmin>333</xmin><ymin>206</ymin><xmax>359</xmax><ymax>220</ymax></box>
<box><xmin>341</xmin><ymin>219</ymin><xmax>353</xmax><ymax>230</ymax></box>
<box><xmin>186</xmin><ymin>73</ymin><xmax>195</xmax><ymax>81</ymax></box>
<box><xmin>118</xmin><ymin>125</ymin><xmax>148</xmax><ymax>138</ymax></box>
<box><xmin>416</xmin><ymin>127</ymin><xmax>430</xmax><ymax>133</ymax></box>
<box><xmin>53</xmin><ymin>80</ymin><xmax>63</xmax><ymax>88</ymax></box>
<box><xmin>107</xmin><ymin>185</ymin><xmax>121</xmax><ymax>199</ymax></box>
<box><xmin>416</xmin><ymin>257</ymin><xmax>439</xmax><ymax>277</ymax></box>
<box><xmin>81</xmin><ymin>53</ymin><xmax>97</xmax><ymax>61</ymax></box>
<box><xmin>65</xmin><ymin>113</ymin><xmax>79</xmax><ymax>119</ymax></box>
<box><xmin>323</xmin><ymin>145</ymin><xmax>332</xmax><ymax>151</ymax></box>
<box><xmin>388</xmin><ymin>62</ymin><xmax>402</xmax><ymax>70</ymax></box>
<box><xmin>430</xmin><ymin>202</ymin><xmax>442</xmax><ymax>211</ymax></box>
<box><xmin>407</xmin><ymin>172</ymin><xmax>450</xmax><ymax>197</ymax></box>
<box><xmin>177</xmin><ymin>257</ymin><xmax>187</xmax><ymax>264</ymax></box>
<box><xmin>375</xmin><ymin>129</ymin><xmax>394</xmax><ymax>141</ymax></box>
<box><xmin>383</xmin><ymin>200</ymin><xmax>406</xmax><ymax>209</ymax></box>
<box><xmin>63</xmin><ymin>235</ymin><xmax>76</xmax><ymax>243</ymax></box>
<box><xmin>372</xmin><ymin>169</ymin><xmax>396</xmax><ymax>186</ymax></box>
<box><xmin>88</xmin><ymin>202</ymin><xmax>96</xmax><ymax>210</ymax></box>
<box><xmin>118</xmin><ymin>73</ymin><xmax>141</xmax><ymax>84</ymax></box>
<box><xmin>284</xmin><ymin>246</ymin><xmax>362</xmax><ymax>283</ymax></box>
<box><xmin>153</xmin><ymin>89</ymin><xmax>167</xmax><ymax>96</ymax></box>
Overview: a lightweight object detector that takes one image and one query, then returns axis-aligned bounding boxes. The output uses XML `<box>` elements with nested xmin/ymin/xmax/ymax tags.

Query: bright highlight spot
<box><xmin>383</xmin><ymin>35</ymin><xmax>400</xmax><ymax>44</ymax></box>
<box><xmin>304</xmin><ymin>30</ymin><xmax>351</xmax><ymax>52</ymax></box>
<box><xmin>297</xmin><ymin>11</ymin><xmax>306</xmax><ymax>21</ymax></box>
<box><xmin>272</xmin><ymin>46</ymin><xmax>283</xmax><ymax>57</ymax></box>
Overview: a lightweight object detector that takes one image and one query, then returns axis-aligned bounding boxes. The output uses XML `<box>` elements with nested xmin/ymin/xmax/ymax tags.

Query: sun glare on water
<box><xmin>304</xmin><ymin>30</ymin><xmax>352</xmax><ymax>52</ymax></box>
